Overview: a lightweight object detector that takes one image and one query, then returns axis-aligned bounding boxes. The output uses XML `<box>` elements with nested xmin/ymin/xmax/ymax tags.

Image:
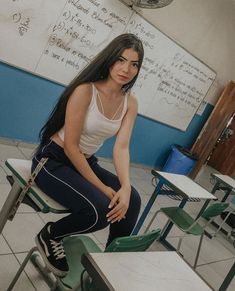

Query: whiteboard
<box><xmin>0</xmin><ymin>0</ymin><xmax>216</xmax><ymax>131</ymax></box>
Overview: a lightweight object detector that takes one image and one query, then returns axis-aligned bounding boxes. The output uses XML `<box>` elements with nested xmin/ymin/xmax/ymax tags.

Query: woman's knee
<box><xmin>70</xmin><ymin>204</ymin><xmax>109</xmax><ymax>232</ymax></box>
<box><xmin>130</xmin><ymin>187</ymin><xmax>141</xmax><ymax>210</ymax></box>
<box><xmin>94</xmin><ymin>199</ymin><xmax>110</xmax><ymax>228</ymax></box>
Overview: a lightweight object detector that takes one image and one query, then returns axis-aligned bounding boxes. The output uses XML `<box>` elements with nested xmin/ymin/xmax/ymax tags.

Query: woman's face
<box><xmin>109</xmin><ymin>48</ymin><xmax>140</xmax><ymax>85</ymax></box>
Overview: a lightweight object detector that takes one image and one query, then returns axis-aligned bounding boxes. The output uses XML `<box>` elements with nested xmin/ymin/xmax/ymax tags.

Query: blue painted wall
<box><xmin>0</xmin><ymin>62</ymin><xmax>213</xmax><ymax>168</ymax></box>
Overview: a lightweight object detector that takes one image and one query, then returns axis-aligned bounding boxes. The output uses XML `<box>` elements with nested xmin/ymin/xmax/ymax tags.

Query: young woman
<box><xmin>32</xmin><ymin>33</ymin><xmax>144</xmax><ymax>277</ymax></box>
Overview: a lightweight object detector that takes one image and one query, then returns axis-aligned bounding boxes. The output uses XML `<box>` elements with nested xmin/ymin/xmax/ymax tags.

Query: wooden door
<box><xmin>189</xmin><ymin>81</ymin><xmax>235</xmax><ymax>178</ymax></box>
<box><xmin>207</xmin><ymin>115</ymin><xmax>235</xmax><ymax>175</ymax></box>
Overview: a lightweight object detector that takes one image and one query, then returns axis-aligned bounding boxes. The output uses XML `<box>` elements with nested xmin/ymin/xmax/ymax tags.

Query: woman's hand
<box><xmin>103</xmin><ymin>186</ymin><xmax>116</xmax><ymax>201</ymax></box>
<box><xmin>106</xmin><ymin>186</ymin><xmax>131</xmax><ymax>223</ymax></box>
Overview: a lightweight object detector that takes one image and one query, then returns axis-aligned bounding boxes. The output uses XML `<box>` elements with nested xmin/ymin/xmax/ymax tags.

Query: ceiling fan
<box><xmin>122</xmin><ymin>0</ymin><xmax>174</xmax><ymax>9</ymax></box>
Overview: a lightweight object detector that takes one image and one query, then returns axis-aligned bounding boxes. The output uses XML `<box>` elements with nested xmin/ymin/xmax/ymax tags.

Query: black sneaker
<box><xmin>35</xmin><ymin>222</ymin><xmax>69</xmax><ymax>277</ymax></box>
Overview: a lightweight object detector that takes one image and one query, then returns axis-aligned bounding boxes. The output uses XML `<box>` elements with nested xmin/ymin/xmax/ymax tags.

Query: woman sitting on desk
<box><xmin>32</xmin><ymin>33</ymin><xmax>144</xmax><ymax>277</ymax></box>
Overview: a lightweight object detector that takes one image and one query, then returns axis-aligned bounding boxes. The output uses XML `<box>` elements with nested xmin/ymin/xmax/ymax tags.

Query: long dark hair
<box><xmin>37</xmin><ymin>33</ymin><xmax>144</xmax><ymax>153</ymax></box>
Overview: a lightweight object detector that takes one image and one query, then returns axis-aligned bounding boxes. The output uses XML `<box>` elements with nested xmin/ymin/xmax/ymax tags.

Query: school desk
<box><xmin>132</xmin><ymin>170</ymin><xmax>216</xmax><ymax>244</ymax></box>
<box><xmin>81</xmin><ymin>251</ymin><xmax>213</xmax><ymax>291</ymax></box>
<box><xmin>0</xmin><ymin>159</ymin><xmax>68</xmax><ymax>234</ymax></box>
<box><xmin>201</xmin><ymin>173</ymin><xmax>235</xmax><ymax>238</ymax></box>
<box><xmin>210</xmin><ymin>173</ymin><xmax>235</xmax><ymax>201</ymax></box>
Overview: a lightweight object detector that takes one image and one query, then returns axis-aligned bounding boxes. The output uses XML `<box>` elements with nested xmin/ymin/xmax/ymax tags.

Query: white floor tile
<box><xmin>137</xmin><ymin>206</ymin><xmax>158</xmax><ymax>233</ymax></box>
<box><xmin>198</xmin><ymin>235</ymin><xmax>235</xmax><ymax>264</ymax></box>
<box><xmin>0</xmin><ymin>254</ymin><xmax>36</xmax><ymax>291</ymax></box>
<box><xmin>1</xmin><ymin>141</ymin><xmax>235</xmax><ymax>291</ymax></box>
<box><xmin>130</xmin><ymin>166</ymin><xmax>151</xmax><ymax>180</ymax></box>
<box><xmin>17</xmin><ymin>145</ymin><xmax>36</xmax><ymax>160</ymax></box>
<box><xmin>139</xmin><ymin>192</ymin><xmax>157</xmax><ymax>208</ymax></box>
<box><xmin>0</xmin><ymin>161</ymin><xmax>12</xmax><ymax>176</ymax></box>
<box><xmin>0</xmin><ymin>166</ymin><xmax>7</xmax><ymax>184</ymax></box>
<box><xmin>38</xmin><ymin>211</ymin><xmax>68</xmax><ymax>224</ymax></box>
<box><xmin>148</xmin><ymin>240</ymin><xmax>168</xmax><ymax>251</ymax></box>
<box><xmin>0</xmin><ymin>234</ymin><xmax>11</xmax><ymax>254</ymax></box>
<box><xmin>16</xmin><ymin>252</ymin><xmax>50</xmax><ymax>291</ymax></box>
<box><xmin>87</xmin><ymin>233</ymin><xmax>106</xmax><ymax>251</ymax></box>
<box><xmin>183</xmin><ymin>199</ymin><xmax>206</xmax><ymax>215</ymax></box>
<box><xmin>0</xmin><ymin>183</ymin><xmax>36</xmax><ymax>214</ymax></box>
<box><xmin>167</xmin><ymin>233</ymin><xmax>235</xmax><ymax>267</ymax></box>
<box><xmin>215</xmin><ymin>234</ymin><xmax>235</xmax><ymax>254</ymax></box>
<box><xmin>17</xmin><ymin>204</ymin><xmax>37</xmax><ymax>214</ymax></box>
<box><xmin>0</xmin><ymin>183</ymin><xmax>12</xmax><ymax>208</ymax></box>
<box><xmin>2</xmin><ymin>213</ymin><xmax>44</xmax><ymax>252</ymax></box>
<box><xmin>142</xmin><ymin>210</ymin><xmax>184</xmax><ymax>238</ymax></box>
<box><xmin>18</xmin><ymin>142</ymin><xmax>37</xmax><ymax>149</ymax></box>
<box><xmin>197</xmin><ymin>258</ymin><xmax>235</xmax><ymax>291</ymax></box>
<box><xmin>93</xmin><ymin>227</ymin><xmax>109</xmax><ymax>245</ymax></box>
<box><xmin>131</xmin><ymin>177</ymin><xmax>155</xmax><ymax>196</ymax></box>
<box><xmin>0</xmin><ymin>144</ymin><xmax>25</xmax><ymax>162</ymax></box>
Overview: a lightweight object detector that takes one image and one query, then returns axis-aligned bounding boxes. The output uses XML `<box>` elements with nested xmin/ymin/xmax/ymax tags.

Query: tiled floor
<box><xmin>0</xmin><ymin>141</ymin><xmax>234</xmax><ymax>291</ymax></box>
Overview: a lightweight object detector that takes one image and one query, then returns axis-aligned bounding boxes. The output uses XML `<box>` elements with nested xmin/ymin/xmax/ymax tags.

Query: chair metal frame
<box><xmin>3</xmin><ymin>159</ymin><xmax>162</xmax><ymax>291</ymax></box>
<box><xmin>145</xmin><ymin>202</ymin><xmax>229</xmax><ymax>269</ymax></box>
<box><xmin>0</xmin><ymin>159</ymin><xmax>70</xmax><ymax>235</ymax></box>
<box><xmin>7</xmin><ymin>229</ymin><xmax>162</xmax><ymax>291</ymax></box>
<box><xmin>213</xmin><ymin>205</ymin><xmax>235</xmax><ymax>238</ymax></box>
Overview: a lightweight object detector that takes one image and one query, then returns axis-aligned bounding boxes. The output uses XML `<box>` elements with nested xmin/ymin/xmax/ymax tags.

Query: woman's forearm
<box><xmin>113</xmin><ymin>146</ymin><xmax>131</xmax><ymax>191</ymax></box>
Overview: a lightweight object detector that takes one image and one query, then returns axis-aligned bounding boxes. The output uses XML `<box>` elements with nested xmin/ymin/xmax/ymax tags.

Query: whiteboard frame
<box><xmin>0</xmin><ymin>0</ymin><xmax>216</xmax><ymax>131</ymax></box>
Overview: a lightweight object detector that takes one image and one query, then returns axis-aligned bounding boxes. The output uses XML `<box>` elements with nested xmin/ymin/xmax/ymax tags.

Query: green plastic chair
<box><xmin>7</xmin><ymin>228</ymin><xmax>161</xmax><ymax>291</ymax></box>
<box><xmin>145</xmin><ymin>202</ymin><xmax>229</xmax><ymax>269</ymax></box>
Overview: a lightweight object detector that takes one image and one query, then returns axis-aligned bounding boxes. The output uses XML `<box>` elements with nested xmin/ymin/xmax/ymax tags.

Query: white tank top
<box><xmin>58</xmin><ymin>83</ymin><xmax>129</xmax><ymax>155</ymax></box>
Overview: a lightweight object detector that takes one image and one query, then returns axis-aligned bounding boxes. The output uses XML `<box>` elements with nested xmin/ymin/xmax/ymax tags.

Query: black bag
<box><xmin>220</xmin><ymin>211</ymin><xmax>235</xmax><ymax>228</ymax></box>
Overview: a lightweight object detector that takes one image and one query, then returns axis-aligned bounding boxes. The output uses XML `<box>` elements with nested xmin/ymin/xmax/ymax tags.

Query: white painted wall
<box><xmin>123</xmin><ymin>0</ymin><xmax>235</xmax><ymax>105</ymax></box>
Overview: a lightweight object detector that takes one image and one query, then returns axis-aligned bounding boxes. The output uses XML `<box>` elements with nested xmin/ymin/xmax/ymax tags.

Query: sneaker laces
<box><xmin>50</xmin><ymin>239</ymin><xmax>66</xmax><ymax>260</ymax></box>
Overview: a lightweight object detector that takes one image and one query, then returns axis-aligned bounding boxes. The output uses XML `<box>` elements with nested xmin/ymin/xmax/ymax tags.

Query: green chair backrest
<box><xmin>202</xmin><ymin>202</ymin><xmax>229</xmax><ymax>220</ymax></box>
<box><xmin>105</xmin><ymin>228</ymin><xmax>161</xmax><ymax>252</ymax></box>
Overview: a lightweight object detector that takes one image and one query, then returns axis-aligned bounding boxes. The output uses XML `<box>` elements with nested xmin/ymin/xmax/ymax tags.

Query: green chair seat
<box><xmin>57</xmin><ymin>228</ymin><xmax>162</xmax><ymax>290</ymax></box>
<box><xmin>105</xmin><ymin>228</ymin><xmax>162</xmax><ymax>252</ymax></box>
<box><xmin>145</xmin><ymin>202</ymin><xmax>229</xmax><ymax>269</ymax></box>
<box><xmin>60</xmin><ymin>235</ymin><xmax>102</xmax><ymax>289</ymax></box>
<box><xmin>161</xmin><ymin>207</ymin><xmax>204</xmax><ymax>235</ymax></box>
<box><xmin>8</xmin><ymin>226</ymin><xmax>161</xmax><ymax>291</ymax></box>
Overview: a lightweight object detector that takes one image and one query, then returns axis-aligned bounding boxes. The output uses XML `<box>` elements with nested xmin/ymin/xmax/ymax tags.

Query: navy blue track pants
<box><xmin>32</xmin><ymin>141</ymin><xmax>141</xmax><ymax>246</ymax></box>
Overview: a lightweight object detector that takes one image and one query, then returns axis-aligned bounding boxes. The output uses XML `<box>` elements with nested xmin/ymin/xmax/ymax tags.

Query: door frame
<box><xmin>190</xmin><ymin>81</ymin><xmax>235</xmax><ymax>178</ymax></box>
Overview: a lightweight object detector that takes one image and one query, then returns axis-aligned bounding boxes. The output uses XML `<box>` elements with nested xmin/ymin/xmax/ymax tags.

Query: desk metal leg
<box><xmin>218</xmin><ymin>262</ymin><xmax>235</xmax><ymax>291</ymax></box>
<box><xmin>132</xmin><ymin>180</ymin><xmax>163</xmax><ymax>235</ymax></box>
<box><xmin>209</xmin><ymin>181</ymin><xmax>231</xmax><ymax>201</ymax></box>
<box><xmin>195</xmin><ymin>180</ymin><xmax>220</xmax><ymax>221</ymax></box>
<box><xmin>196</xmin><ymin>199</ymin><xmax>210</xmax><ymax>220</ymax></box>
<box><xmin>211</xmin><ymin>181</ymin><xmax>220</xmax><ymax>195</ymax></box>
<box><xmin>81</xmin><ymin>253</ymin><xmax>114</xmax><ymax>291</ymax></box>
<box><xmin>213</xmin><ymin>186</ymin><xmax>232</xmax><ymax>237</ymax></box>
<box><xmin>0</xmin><ymin>182</ymin><xmax>21</xmax><ymax>234</ymax></box>
<box><xmin>221</xmin><ymin>189</ymin><xmax>232</xmax><ymax>202</ymax></box>
<box><xmin>200</xmin><ymin>181</ymin><xmax>232</xmax><ymax>238</ymax></box>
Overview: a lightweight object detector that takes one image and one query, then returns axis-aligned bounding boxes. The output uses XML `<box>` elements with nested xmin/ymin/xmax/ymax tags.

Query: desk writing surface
<box><xmin>212</xmin><ymin>174</ymin><xmax>235</xmax><ymax>189</ymax></box>
<box><xmin>87</xmin><ymin>251</ymin><xmax>212</xmax><ymax>291</ymax></box>
<box><xmin>6</xmin><ymin>159</ymin><xmax>67</xmax><ymax>211</ymax></box>
<box><xmin>157</xmin><ymin>171</ymin><xmax>216</xmax><ymax>200</ymax></box>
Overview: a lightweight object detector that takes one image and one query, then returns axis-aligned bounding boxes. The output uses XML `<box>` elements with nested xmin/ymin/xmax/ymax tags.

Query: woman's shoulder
<box><xmin>73</xmin><ymin>82</ymin><xmax>93</xmax><ymax>95</ymax></box>
<box><xmin>70</xmin><ymin>83</ymin><xmax>94</xmax><ymax>105</ymax></box>
<box><xmin>127</xmin><ymin>92</ymin><xmax>138</xmax><ymax>110</ymax></box>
